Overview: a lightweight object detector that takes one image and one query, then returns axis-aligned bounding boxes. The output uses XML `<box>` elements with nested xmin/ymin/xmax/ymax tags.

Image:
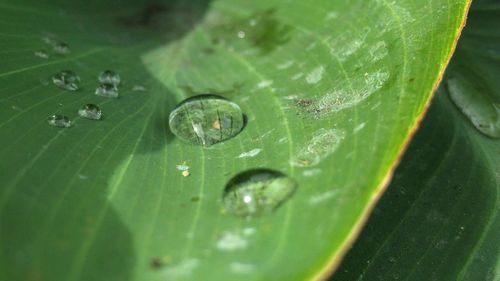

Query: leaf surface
<box><xmin>0</xmin><ymin>0</ymin><xmax>470</xmax><ymax>280</ymax></box>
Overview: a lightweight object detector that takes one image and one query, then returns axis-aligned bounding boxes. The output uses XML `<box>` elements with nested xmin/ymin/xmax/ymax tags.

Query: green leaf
<box><xmin>0</xmin><ymin>0</ymin><xmax>470</xmax><ymax>280</ymax></box>
<box><xmin>331</xmin><ymin>1</ymin><xmax>500</xmax><ymax>280</ymax></box>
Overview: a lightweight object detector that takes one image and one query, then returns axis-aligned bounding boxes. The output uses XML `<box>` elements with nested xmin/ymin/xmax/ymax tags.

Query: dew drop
<box><xmin>53</xmin><ymin>42</ymin><xmax>70</xmax><ymax>54</ymax></box>
<box><xmin>47</xmin><ymin>114</ymin><xmax>72</xmax><ymax>128</ymax></box>
<box><xmin>52</xmin><ymin>70</ymin><xmax>80</xmax><ymax>91</ymax></box>
<box><xmin>168</xmin><ymin>94</ymin><xmax>244</xmax><ymax>146</ymax></box>
<box><xmin>34</xmin><ymin>50</ymin><xmax>49</xmax><ymax>59</ymax></box>
<box><xmin>98</xmin><ymin>70</ymin><xmax>121</xmax><ymax>86</ymax></box>
<box><xmin>446</xmin><ymin>70</ymin><xmax>500</xmax><ymax>138</ymax></box>
<box><xmin>78</xmin><ymin>104</ymin><xmax>102</xmax><ymax>120</ymax></box>
<box><xmin>222</xmin><ymin>169</ymin><xmax>297</xmax><ymax>217</ymax></box>
<box><xmin>95</xmin><ymin>83</ymin><xmax>119</xmax><ymax>98</ymax></box>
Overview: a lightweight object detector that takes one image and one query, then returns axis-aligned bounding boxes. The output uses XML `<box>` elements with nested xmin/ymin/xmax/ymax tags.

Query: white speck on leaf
<box><xmin>230</xmin><ymin>262</ymin><xmax>256</xmax><ymax>274</ymax></box>
<box><xmin>303</xmin><ymin>169</ymin><xmax>322</xmax><ymax>177</ymax></box>
<box><xmin>257</xmin><ymin>80</ymin><xmax>273</xmax><ymax>89</ymax></box>
<box><xmin>291</xmin><ymin>73</ymin><xmax>304</xmax><ymax>80</ymax></box>
<box><xmin>216</xmin><ymin>232</ymin><xmax>248</xmax><ymax>251</ymax></box>
<box><xmin>176</xmin><ymin>164</ymin><xmax>190</xmax><ymax>171</ymax></box>
<box><xmin>309</xmin><ymin>190</ymin><xmax>339</xmax><ymax>205</ymax></box>
<box><xmin>162</xmin><ymin>258</ymin><xmax>199</xmax><ymax>279</ymax></box>
<box><xmin>306</xmin><ymin>65</ymin><xmax>325</xmax><ymax>84</ymax></box>
<box><xmin>276</xmin><ymin>60</ymin><xmax>294</xmax><ymax>70</ymax></box>
<box><xmin>353</xmin><ymin>122</ymin><xmax>366</xmax><ymax>133</ymax></box>
<box><xmin>291</xmin><ymin>128</ymin><xmax>345</xmax><ymax>167</ymax></box>
<box><xmin>237</xmin><ymin>148</ymin><xmax>262</xmax><ymax>158</ymax></box>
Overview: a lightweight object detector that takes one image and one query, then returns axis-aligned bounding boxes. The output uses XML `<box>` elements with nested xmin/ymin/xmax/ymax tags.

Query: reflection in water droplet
<box><xmin>95</xmin><ymin>83</ymin><xmax>119</xmax><ymax>98</ymax></box>
<box><xmin>78</xmin><ymin>104</ymin><xmax>102</xmax><ymax>120</ymax></box>
<box><xmin>169</xmin><ymin>94</ymin><xmax>244</xmax><ymax>146</ymax></box>
<box><xmin>34</xmin><ymin>50</ymin><xmax>49</xmax><ymax>59</ymax></box>
<box><xmin>446</xmin><ymin>70</ymin><xmax>500</xmax><ymax>138</ymax></box>
<box><xmin>223</xmin><ymin>169</ymin><xmax>297</xmax><ymax>217</ymax></box>
<box><xmin>53</xmin><ymin>42</ymin><xmax>70</xmax><ymax>54</ymax></box>
<box><xmin>52</xmin><ymin>70</ymin><xmax>80</xmax><ymax>91</ymax></box>
<box><xmin>98</xmin><ymin>70</ymin><xmax>121</xmax><ymax>86</ymax></box>
<box><xmin>47</xmin><ymin>114</ymin><xmax>72</xmax><ymax>128</ymax></box>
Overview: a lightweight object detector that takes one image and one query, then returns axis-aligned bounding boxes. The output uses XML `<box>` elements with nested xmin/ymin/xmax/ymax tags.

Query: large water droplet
<box><xmin>169</xmin><ymin>94</ymin><xmax>244</xmax><ymax>146</ymax></box>
<box><xmin>222</xmin><ymin>169</ymin><xmax>297</xmax><ymax>216</ymax></box>
<box><xmin>446</xmin><ymin>70</ymin><xmax>500</xmax><ymax>138</ymax></box>
<box><xmin>52</xmin><ymin>70</ymin><xmax>80</xmax><ymax>91</ymax></box>
<box><xmin>47</xmin><ymin>114</ymin><xmax>72</xmax><ymax>128</ymax></box>
<box><xmin>95</xmin><ymin>83</ymin><xmax>119</xmax><ymax>98</ymax></box>
<box><xmin>98</xmin><ymin>70</ymin><xmax>121</xmax><ymax>86</ymax></box>
<box><xmin>78</xmin><ymin>104</ymin><xmax>102</xmax><ymax>120</ymax></box>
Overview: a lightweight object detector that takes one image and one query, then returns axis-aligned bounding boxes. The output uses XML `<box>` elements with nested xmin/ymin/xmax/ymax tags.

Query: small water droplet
<box><xmin>47</xmin><ymin>114</ymin><xmax>72</xmax><ymax>128</ymax></box>
<box><xmin>98</xmin><ymin>70</ymin><xmax>121</xmax><ymax>86</ymax></box>
<box><xmin>222</xmin><ymin>169</ymin><xmax>297</xmax><ymax>216</ymax></box>
<box><xmin>169</xmin><ymin>94</ymin><xmax>244</xmax><ymax>147</ymax></box>
<box><xmin>446</xmin><ymin>70</ymin><xmax>500</xmax><ymax>138</ymax></box>
<box><xmin>95</xmin><ymin>83</ymin><xmax>119</xmax><ymax>98</ymax></box>
<box><xmin>34</xmin><ymin>50</ymin><xmax>49</xmax><ymax>59</ymax></box>
<box><xmin>53</xmin><ymin>42</ymin><xmax>70</xmax><ymax>54</ymax></box>
<box><xmin>78</xmin><ymin>104</ymin><xmax>102</xmax><ymax>120</ymax></box>
<box><xmin>52</xmin><ymin>70</ymin><xmax>80</xmax><ymax>91</ymax></box>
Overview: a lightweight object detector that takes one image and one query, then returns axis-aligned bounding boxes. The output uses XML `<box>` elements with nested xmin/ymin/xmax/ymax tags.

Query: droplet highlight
<box><xmin>78</xmin><ymin>104</ymin><xmax>102</xmax><ymax>120</ymax></box>
<box><xmin>98</xmin><ymin>70</ymin><xmax>121</xmax><ymax>86</ymax></box>
<box><xmin>169</xmin><ymin>94</ymin><xmax>244</xmax><ymax>146</ymax></box>
<box><xmin>52</xmin><ymin>70</ymin><xmax>80</xmax><ymax>91</ymax></box>
<box><xmin>47</xmin><ymin>114</ymin><xmax>72</xmax><ymax>128</ymax></box>
<box><xmin>222</xmin><ymin>169</ymin><xmax>297</xmax><ymax>216</ymax></box>
<box><xmin>95</xmin><ymin>83</ymin><xmax>119</xmax><ymax>98</ymax></box>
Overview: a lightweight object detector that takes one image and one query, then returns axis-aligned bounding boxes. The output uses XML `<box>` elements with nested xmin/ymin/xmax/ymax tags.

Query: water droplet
<box><xmin>446</xmin><ymin>70</ymin><xmax>500</xmax><ymax>138</ymax></box>
<box><xmin>53</xmin><ymin>42</ymin><xmax>70</xmax><ymax>54</ymax></box>
<box><xmin>95</xmin><ymin>83</ymin><xmax>119</xmax><ymax>98</ymax></box>
<box><xmin>222</xmin><ymin>169</ymin><xmax>297</xmax><ymax>216</ymax></box>
<box><xmin>98</xmin><ymin>70</ymin><xmax>121</xmax><ymax>86</ymax></box>
<box><xmin>169</xmin><ymin>94</ymin><xmax>244</xmax><ymax>146</ymax></box>
<box><xmin>34</xmin><ymin>50</ymin><xmax>49</xmax><ymax>59</ymax></box>
<box><xmin>78</xmin><ymin>104</ymin><xmax>102</xmax><ymax>120</ymax></box>
<box><xmin>52</xmin><ymin>70</ymin><xmax>80</xmax><ymax>91</ymax></box>
<box><xmin>47</xmin><ymin>114</ymin><xmax>72</xmax><ymax>128</ymax></box>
